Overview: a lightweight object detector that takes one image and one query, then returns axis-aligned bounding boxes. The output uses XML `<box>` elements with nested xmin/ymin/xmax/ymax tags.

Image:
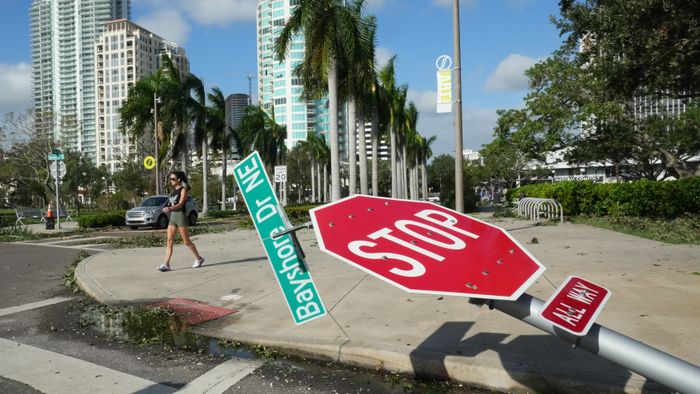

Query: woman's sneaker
<box><xmin>158</xmin><ymin>264</ymin><xmax>171</xmax><ymax>272</ymax></box>
<box><xmin>192</xmin><ymin>257</ymin><xmax>205</xmax><ymax>268</ymax></box>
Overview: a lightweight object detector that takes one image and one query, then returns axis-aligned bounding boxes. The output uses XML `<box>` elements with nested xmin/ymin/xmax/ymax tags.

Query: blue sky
<box><xmin>0</xmin><ymin>0</ymin><xmax>563</xmax><ymax>156</ymax></box>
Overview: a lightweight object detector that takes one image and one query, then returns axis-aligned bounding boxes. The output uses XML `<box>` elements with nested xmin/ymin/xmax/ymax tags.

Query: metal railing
<box><xmin>517</xmin><ymin>197</ymin><xmax>563</xmax><ymax>223</ymax></box>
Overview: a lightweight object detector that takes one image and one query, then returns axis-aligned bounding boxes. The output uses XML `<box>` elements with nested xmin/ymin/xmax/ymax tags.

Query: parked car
<box><xmin>125</xmin><ymin>195</ymin><xmax>198</xmax><ymax>230</ymax></box>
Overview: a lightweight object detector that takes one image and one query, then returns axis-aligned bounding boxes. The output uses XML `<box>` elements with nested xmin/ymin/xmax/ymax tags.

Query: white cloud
<box><xmin>408</xmin><ymin>89</ymin><xmax>499</xmax><ymax>156</ymax></box>
<box><xmin>375</xmin><ymin>47</ymin><xmax>394</xmax><ymax>69</ymax></box>
<box><xmin>0</xmin><ymin>63</ymin><xmax>32</xmax><ymax>115</ymax></box>
<box><xmin>135</xmin><ymin>9</ymin><xmax>191</xmax><ymax>44</ymax></box>
<box><xmin>484</xmin><ymin>54</ymin><xmax>538</xmax><ymax>92</ymax></box>
<box><xmin>178</xmin><ymin>0</ymin><xmax>258</xmax><ymax>26</ymax></box>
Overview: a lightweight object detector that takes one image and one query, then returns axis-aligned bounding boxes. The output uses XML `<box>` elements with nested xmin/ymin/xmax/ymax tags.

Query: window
<box><xmin>274</xmin><ymin>97</ymin><xmax>286</xmax><ymax>105</ymax></box>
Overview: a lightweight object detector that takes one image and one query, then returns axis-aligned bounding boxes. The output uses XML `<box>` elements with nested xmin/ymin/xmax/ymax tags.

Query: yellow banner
<box><xmin>436</xmin><ymin>69</ymin><xmax>452</xmax><ymax>113</ymax></box>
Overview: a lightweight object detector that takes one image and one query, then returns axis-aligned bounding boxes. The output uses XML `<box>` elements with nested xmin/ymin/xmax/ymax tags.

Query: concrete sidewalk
<box><xmin>75</xmin><ymin>215</ymin><xmax>700</xmax><ymax>393</ymax></box>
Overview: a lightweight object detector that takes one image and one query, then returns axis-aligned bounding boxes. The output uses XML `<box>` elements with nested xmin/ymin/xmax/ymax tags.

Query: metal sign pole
<box><xmin>475</xmin><ymin>294</ymin><xmax>700</xmax><ymax>393</ymax></box>
<box><xmin>55</xmin><ymin>159</ymin><xmax>60</xmax><ymax>230</ymax></box>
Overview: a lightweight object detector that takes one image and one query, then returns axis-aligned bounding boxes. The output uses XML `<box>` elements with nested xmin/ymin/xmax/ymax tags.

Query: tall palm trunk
<box><xmin>317</xmin><ymin>161</ymin><xmax>322</xmax><ymax>202</ymax></box>
<box><xmin>202</xmin><ymin>139</ymin><xmax>208</xmax><ymax>215</ymax></box>
<box><xmin>310</xmin><ymin>159</ymin><xmax>316</xmax><ymax>203</ymax></box>
<box><xmin>180</xmin><ymin>131</ymin><xmax>188</xmax><ymax>172</ymax></box>
<box><xmin>358</xmin><ymin>110</ymin><xmax>368</xmax><ymax>195</ymax></box>
<box><xmin>390</xmin><ymin>126</ymin><xmax>397</xmax><ymax>198</ymax></box>
<box><xmin>421</xmin><ymin>162</ymin><xmax>428</xmax><ymax>201</ymax></box>
<box><xmin>221</xmin><ymin>147</ymin><xmax>227</xmax><ymax>210</ymax></box>
<box><xmin>328</xmin><ymin>55</ymin><xmax>340</xmax><ymax>201</ymax></box>
<box><xmin>371</xmin><ymin>108</ymin><xmax>379</xmax><ymax>196</ymax></box>
<box><xmin>348</xmin><ymin>98</ymin><xmax>357</xmax><ymax>196</ymax></box>
<box><xmin>323</xmin><ymin>164</ymin><xmax>328</xmax><ymax>202</ymax></box>
<box><xmin>402</xmin><ymin>145</ymin><xmax>408</xmax><ymax>198</ymax></box>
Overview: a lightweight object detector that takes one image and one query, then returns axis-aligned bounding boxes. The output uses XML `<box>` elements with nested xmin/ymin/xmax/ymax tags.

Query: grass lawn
<box><xmin>571</xmin><ymin>215</ymin><xmax>700</xmax><ymax>245</ymax></box>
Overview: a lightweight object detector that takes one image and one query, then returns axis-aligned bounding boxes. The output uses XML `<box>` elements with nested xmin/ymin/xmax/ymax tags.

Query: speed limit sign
<box><xmin>274</xmin><ymin>165</ymin><xmax>287</xmax><ymax>183</ymax></box>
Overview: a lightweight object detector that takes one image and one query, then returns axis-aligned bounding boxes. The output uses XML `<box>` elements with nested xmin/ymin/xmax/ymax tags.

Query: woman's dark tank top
<box><xmin>167</xmin><ymin>187</ymin><xmax>185</xmax><ymax>212</ymax></box>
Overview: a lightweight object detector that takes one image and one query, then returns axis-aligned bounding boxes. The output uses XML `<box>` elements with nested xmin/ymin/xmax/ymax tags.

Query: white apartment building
<box><xmin>30</xmin><ymin>0</ymin><xmax>130</xmax><ymax>163</ymax></box>
<box><xmin>256</xmin><ymin>0</ymin><xmax>346</xmax><ymax>155</ymax></box>
<box><xmin>95</xmin><ymin>19</ymin><xmax>189</xmax><ymax>173</ymax></box>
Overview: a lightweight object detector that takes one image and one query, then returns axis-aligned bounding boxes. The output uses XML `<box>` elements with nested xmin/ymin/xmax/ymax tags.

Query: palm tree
<box><xmin>276</xmin><ymin>0</ymin><xmax>366</xmax><ymax>201</ymax></box>
<box><xmin>350</xmin><ymin>14</ymin><xmax>377</xmax><ymax>196</ymax></box>
<box><xmin>403</xmin><ymin>102</ymin><xmax>419</xmax><ymax>200</ymax></box>
<box><xmin>418</xmin><ymin>135</ymin><xmax>436</xmax><ymax>200</ymax></box>
<box><xmin>158</xmin><ymin>55</ymin><xmax>205</xmax><ymax>173</ymax></box>
<box><xmin>378</xmin><ymin>58</ymin><xmax>406</xmax><ymax>198</ymax></box>
<box><xmin>120</xmin><ymin>69</ymin><xmax>171</xmax><ymax>193</ymax></box>
<box><xmin>237</xmin><ymin>105</ymin><xmax>287</xmax><ymax>172</ymax></box>
<box><xmin>205</xmin><ymin>87</ymin><xmax>227</xmax><ymax>212</ymax></box>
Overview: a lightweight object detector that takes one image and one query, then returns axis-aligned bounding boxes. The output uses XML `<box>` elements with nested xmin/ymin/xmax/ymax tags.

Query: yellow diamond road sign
<box><xmin>144</xmin><ymin>156</ymin><xmax>156</xmax><ymax>170</ymax></box>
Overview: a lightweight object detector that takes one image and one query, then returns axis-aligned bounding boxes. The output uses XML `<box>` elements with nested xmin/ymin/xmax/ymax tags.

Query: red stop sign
<box><xmin>309</xmin><ymin>195</ymin><xmax>545</xmax><ymax>300</ymax></box>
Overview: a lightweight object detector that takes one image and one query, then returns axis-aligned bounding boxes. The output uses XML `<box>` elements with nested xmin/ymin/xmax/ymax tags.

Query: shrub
<box><xmin>207</xmin><ymin>209</ymin><xmax>238</xmax><ymax>219</ymax></box>
<box><xmin>78</xmin><ymin>211</ymin><xmax>126</xmax><ymax>229</ymax></box>
<box><xmin>284</xmin><ymin>204</ymin><xmax>322</xmax><ymax>223</ymax></box>
<box><xmin>512</xmin><ymin>178</ymin><xmax>700</xmax><ymax>218</ymax></box>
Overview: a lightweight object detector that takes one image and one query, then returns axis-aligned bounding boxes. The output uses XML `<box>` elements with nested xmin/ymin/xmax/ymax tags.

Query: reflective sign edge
<box><xmin>309</xmin><ymin>195</ymin><xmax>545</xmax><ymax>301</ymax></box>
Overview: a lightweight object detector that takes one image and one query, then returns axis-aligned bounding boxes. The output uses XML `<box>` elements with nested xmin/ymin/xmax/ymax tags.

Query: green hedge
<box><xmin>207</xmin><ymin>209</ymin><xmax>238</xmax><ymax>219</ymax></box>
<box><xmin>284</xmin><ymin>204</ymin><xmax>322</xmax><ymax>223</ymax></box>
<box><xmin>78</xmin><ymin>211</ymin><xmax>127</xmax><ymax>229</ymax></box>
<box><xmin>509</xmin><ymin>178</ymin><xmax>700</xmax><ymax>217</ymax></box>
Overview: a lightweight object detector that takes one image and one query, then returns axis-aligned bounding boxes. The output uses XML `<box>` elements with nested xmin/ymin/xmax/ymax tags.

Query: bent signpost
<box><xmin>234</xmin><ymin>152</ymin><xmax>326</xmax><ymax>325</ymax></box>
<box><xmin>308</xmin><ymin>195</ymin><xmax>700</xmax><ymax>393</ymax></box>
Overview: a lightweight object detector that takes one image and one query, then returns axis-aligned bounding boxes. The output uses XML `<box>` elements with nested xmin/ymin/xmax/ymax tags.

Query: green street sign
<box><xmin>233</xmin><ymin>152</ymin><xmax>326</xmax><ymax>325</ymax></box>
<box><xmin>48</xmin><ymin>153</ymin><xmax>65</xmax><ymax>161</ymax></box>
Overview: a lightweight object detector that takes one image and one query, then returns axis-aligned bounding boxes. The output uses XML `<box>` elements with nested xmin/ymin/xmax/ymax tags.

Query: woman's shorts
<box><xmin>168</xmin><ymin>211</ymin><xmax>188</xmax><ymax>228</ymax></box>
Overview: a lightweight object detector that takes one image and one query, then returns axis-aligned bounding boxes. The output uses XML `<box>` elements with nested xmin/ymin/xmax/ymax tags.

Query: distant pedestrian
<box><xmin>158</xmin><ymin>171</ymin><xmax>204</xmax><ymax>272</ymax></box>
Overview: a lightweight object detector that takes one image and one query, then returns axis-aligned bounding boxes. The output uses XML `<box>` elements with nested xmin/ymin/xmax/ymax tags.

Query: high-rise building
<box><xmin>30</xmin><ymin>0</ymin><xmax>131</xmax><ymax>163</ymax></box>
<box><xmin>95</xmin><ymin>19</ymin><xmax>189</xmax><ymax>173</ymax></box>
<box><xmin>225</xmin><ymin>93</ymin><xmax>250</xmax><ymax>161</ymax></box>
<box><xmin>256</xmin><ymin>0</ymin><xmax>345</xmax><ymax>154</ymax></box>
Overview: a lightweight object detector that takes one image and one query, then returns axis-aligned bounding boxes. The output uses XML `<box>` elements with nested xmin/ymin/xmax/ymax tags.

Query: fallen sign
<box><xmin>309</xmin><ymin>195</ymin><xmax>544</xmax><ymax>300</ymax></box>
<box><xmin>233</xmin><ymin>152</ymin><xmax>326</xmax><ymax>325</ymax></box>
<box><xmin>540</xmin><ymin>276</ymin><xmax>611</xmax><ymax>336</ymax></box>
<box><xmin>308</xmin><ymin>195</ymin><xmax>700</xmax><ymax>393</ymax></box>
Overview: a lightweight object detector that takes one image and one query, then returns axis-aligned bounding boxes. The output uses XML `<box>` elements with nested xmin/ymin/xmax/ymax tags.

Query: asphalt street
<box><xmin>0</xmin><ymin>237</ymin><xmax>486</xmax><ymax>393</ymax></box>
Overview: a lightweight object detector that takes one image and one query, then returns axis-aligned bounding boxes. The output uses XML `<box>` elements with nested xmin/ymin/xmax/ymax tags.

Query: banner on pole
<box><xmin>435</xmin><ymin>55</ymin><xmax>453</xmax><ymax>113</ymax></box>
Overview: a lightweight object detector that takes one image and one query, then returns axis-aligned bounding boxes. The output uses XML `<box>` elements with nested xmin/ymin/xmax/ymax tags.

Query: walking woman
<box><xmin>158</xmin><ymin>171</ymin><xmax>205</xmax><ymax>272</ymax></box>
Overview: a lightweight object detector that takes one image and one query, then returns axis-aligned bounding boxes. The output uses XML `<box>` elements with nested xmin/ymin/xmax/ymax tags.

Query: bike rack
<box><xmin>517</xmin><ymin>198</ymin><xmax>564</xmax><ymax>223</ymax></box>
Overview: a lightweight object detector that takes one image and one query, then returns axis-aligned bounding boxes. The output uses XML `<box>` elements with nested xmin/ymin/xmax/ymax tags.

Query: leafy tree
<box><xmin>237</xmin><ymin>105</ymin><xmax>287</xmax><ymax>172</ymax></box>
<box><xmin>427</xmin><ymin>154</ymin><xmax>477</xmax><ymax>211</ymax></box>
<box><xmin>112</xmin><ymin>159</ymin><xmax>151</xmax><ymax>205</ymax></box>
<box><xmin>494</xmin><ymin>0</ymin><xmax>700</xmax><ymax>179</ymax></box>
<box><xmin>286</xmin><ymin>143</ymin><xmax>313</xmax><ymax>203</ymax></box>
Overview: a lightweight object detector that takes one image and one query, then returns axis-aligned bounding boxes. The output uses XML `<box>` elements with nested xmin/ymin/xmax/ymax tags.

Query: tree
<box><xmin>237</xmin><ymin>105</ymin><xmax>287</xmax><ymax>172</ymax></box>
<box><xmin>377</xmin><ymin>58</ymin><xmax>399</xmax><ymax>198</ymax></box>
<box><xmin>276</xmin><ymin>0</ymin><xmax>368</xmax><ymax>201</ymax></box>
<box><xmin>494</xmin><ymin>1</ymin><xmax>700</xmax><ymax>179</ymax></box>
<box><xmin>205</xmin><ymin>87</ymin><xmax>228</xmax><ymax>211</ymax></box>
<box><xmin>417</xmin><ymin>134</ymin><xmax>436</xmax><ymax>200</ymax></box>
<box><xmin>111</xmin><ymin>159</ymin><xmax>151</xmax><ymax>205</ymax></box>
<box><xmin>121</xmin><ymin>54</ymin><xmax>205</xmax><ymax>179</ymax></box>
<box><xmin>427</xmin><ymin>154</ymin><xmax>477</xmax><ymax>211</ymax></box>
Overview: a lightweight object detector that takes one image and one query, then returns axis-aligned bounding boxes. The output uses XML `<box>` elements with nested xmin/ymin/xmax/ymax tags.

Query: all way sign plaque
<box><xmin>233</xmin><ymin>152</ymin><xmax>326</xmax><ymax>325</ymax></box>
<box><xmin>540</xmin><ymin>276</ymin><xmax>611</xmax><ymax>336</ymax></box>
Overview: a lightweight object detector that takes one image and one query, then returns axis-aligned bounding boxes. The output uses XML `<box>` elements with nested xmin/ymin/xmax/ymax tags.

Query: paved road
<box><xmin>0</xmin><ymin>239</ymin><xmax>481</xmax><ymax>393</ymax></box>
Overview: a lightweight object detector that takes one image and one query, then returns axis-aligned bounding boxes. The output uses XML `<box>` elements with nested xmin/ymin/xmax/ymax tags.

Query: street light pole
<box><xmin>153</xmin><ymin>92</ymin><xmax>161</xmax><ymax>195</ymax></box>
<box><xmin>453</xmin><ymin>0</ymin><xmax>464</xmax><ymax>213</ymax></box>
